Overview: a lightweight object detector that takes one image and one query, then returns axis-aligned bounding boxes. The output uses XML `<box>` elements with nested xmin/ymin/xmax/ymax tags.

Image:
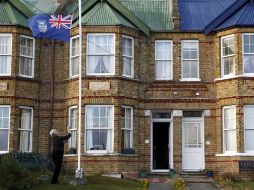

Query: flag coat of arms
<box><xmin>28</xmin><ymin>14</ymin><xmax>72</xmax><ymax>42</ymax></box>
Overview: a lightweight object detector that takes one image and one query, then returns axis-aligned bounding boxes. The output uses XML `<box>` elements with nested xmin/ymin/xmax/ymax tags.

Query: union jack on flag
<box><xmin>49</xmin><ymin>15</ymin><xmax>72</xmax><ymax>30</ymax></box>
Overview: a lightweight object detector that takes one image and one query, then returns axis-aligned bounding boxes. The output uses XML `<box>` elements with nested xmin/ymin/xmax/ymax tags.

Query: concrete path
<box><xmin>148</xmin><ymin>182</ymin><xmax>219</xmax><ymax>190</ymax></box>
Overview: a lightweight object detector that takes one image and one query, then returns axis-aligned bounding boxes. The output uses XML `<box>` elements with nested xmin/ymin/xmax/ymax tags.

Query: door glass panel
<box><xmin>184</xmin><ymin>122</ymin><xmax>201</xmax><ymax>148</ymax></box>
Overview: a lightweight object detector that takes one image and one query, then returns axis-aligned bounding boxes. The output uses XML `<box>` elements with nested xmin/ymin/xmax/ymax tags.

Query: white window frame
<box><xmin>155</xmin><ymin>40</ymin><xmax>173</xmax><ymax>80</ymax></box>
<box><xmin>18</xmin><ymin>106</ymin><xmax>33</xmax><ymax>152</ymax></box>
<box><xmin>84</xmin><ymin>105</ymin><xmax>114</xmax><ymax>154</ymax></box>
<box><xmin>242</xmin><ymin>33</ymin><xmax>254</xmax><ymax>76</ymax></box>
<box><xmin>244</xmin><ymin>105</ymin><xmax>254</xmax><ymax>153</ymax></box>
<box><xmin>68</xmin><ymin>105</ymin><xmax>78</xmax><ymax>150</ymax></box>
<box><xmin>19</xmin><ymin>35</ymin><xmax>35</xmax><ymax>78</ymax></box>
<box><xmin>181</xmin><ymin>40</ymin><xmax>200</xmax><ymax>81</ymax></box>
<box><xmin>86</xmin><ymin>33</ymin><xmax>115</xmax><ymax>76</ymax></box>
<box><xmin>121</xmin><ymin>106</ymin><xmax>133</xmax><ymax>149</ymax></box>
<box><xmin>0</xmin><ymin>105</ymin><xmax>10</xmax><ymax>154</ymax></box>
<box><xmin>221</xmin><ymin>35</ymin><xmax>235</xmax><ymax>78</ymax></box>
<box><xmin>222</xmin><ymin>105</ymin><xmax>237</xmax><ymax>154</ymax></box>
<box><xmin>122</xmin><ymin>35</ymin><xmax>134</xmax><ymax>78</ymax></box>
<box><xmin>0</xmin><ymin>34</ymin><xmax>12</xmax><ymax>76</ymax></box>
<box><xmin>69</xmin><ymin>35</ymin><xmax>79</xmax><ymax>78</ymax></box>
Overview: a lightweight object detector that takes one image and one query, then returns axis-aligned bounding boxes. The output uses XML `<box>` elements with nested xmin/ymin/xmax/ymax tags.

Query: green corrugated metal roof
<box><xmin>20</xmin><ymin>0</ymin><xmax>59</xmax><ymax>14</ymax></box>
<box><xmin>0</xmin><ymin>1</ymin><xmax>31</xmax><ymax>27</ymax></box>
<box><xmin>120</xmin><ymin>0</ymin><xmax>173</xmax><ymax>31</ymax></box>
<box><xmin>75</xmin><ymin>2</ymin><xmax>137</xmax><ymax>29</ymax></box>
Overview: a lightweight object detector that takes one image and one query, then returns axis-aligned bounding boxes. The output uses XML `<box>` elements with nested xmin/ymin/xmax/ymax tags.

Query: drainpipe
<box><xmin>48</xmin><ymin>39</ymin><xmax>55</xmax><ymax>156</ymax></box>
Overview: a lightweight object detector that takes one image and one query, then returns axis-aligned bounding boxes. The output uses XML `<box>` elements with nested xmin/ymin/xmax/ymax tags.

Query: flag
<box><xmin>28</xmin><ymin>14</ymin><xmax>72</xmax><ymax>42</ymax></box>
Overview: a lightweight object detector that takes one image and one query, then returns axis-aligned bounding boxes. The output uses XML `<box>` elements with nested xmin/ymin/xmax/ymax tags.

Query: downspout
<box><xmin>48</xmin><ymin>39</ymin><xmax>55</xmax><ymax>156</ymax></box>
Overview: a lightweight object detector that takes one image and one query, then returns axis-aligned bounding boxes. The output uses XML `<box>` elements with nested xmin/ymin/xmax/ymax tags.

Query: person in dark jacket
<box><xmin>50</xmin><ymin>129</ymin><xmax>71</xmax><ymax>184</ymax></box>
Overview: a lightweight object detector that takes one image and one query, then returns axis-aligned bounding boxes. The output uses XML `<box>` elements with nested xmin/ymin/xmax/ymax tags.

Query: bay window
<box><xmin>0</xmin><ymin>34</ymin><xmax>12</xmax><ymax>76</ymax></box>
<box><xmin>223</xmin><ymin>106</ymin><xmax>236</xmax><ymax>153</ymax></box>
<box><xmin>155</xmin><ymin>40</ymin><xmax>173</xmax><ymax>80</ymax></box>
<box><xmin>0</xmin><ymin>106</ymin><xmax>10</xmax><ymax>153</ymax></box>
<box><xmin>181</xmin><ymin>40</ymin><xmax>199</xmax><ymax>80</ymax></box>
<box><xmin>87</xmin><ymin>34</ymin><xmax>115</xmax><ymax>75</ymax></box>
<box><xmin>18</xmin><ymin>107</ymin><xmax>33</xmax><ymax>152</ymax></box>
<box><xmin>85</xmin><ymin>105</ymin><xmax>113</xmax><ymax>153</ymax></box>
<box><xmin>68</xmin><ymin>106</ymin><xmax>77</xmax><ymax>150</ymax></box>
<box><xmin>122</xmin><ymin>36</ymin><xmax>134</xmax><ymax>78</ymax></box>
<box><xmin>70</xmin><ymin>36</ymin><xmax>79</xmax><ymax>77</ymax></box>
<box><xmin>244</xmin><ymin>106</ymin><xmax>254</xmax><ymax>153</ymax></box>
<box><xmin>243</xmin><ymin>34</ymin><xmax>254</xmax><ymax>74</ymax></box>
<box><xmin>121</xmin><ymin>106</ymin><xmax>133</xmax><ymax>150</ymax></box>
<box><xmin>19</xmin><ymin>36</ymin><xmax>35</xmax><ymax>77</ymax></box>
<box><xmin>221</xmin><ymin>35</ymin><xmax>235</xmax><ymax>77</ymax></box>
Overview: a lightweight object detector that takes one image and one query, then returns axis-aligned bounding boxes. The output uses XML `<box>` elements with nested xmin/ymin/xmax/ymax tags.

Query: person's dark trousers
<box><xmin>51</xmin><ymin>151</ymin><xmax>64</xmax><ymax>184</ymax></box>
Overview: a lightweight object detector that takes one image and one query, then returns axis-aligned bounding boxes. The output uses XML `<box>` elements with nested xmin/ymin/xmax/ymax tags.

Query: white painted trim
<box><xmin>150</xmin><ymin>114</ymin><xmax>173</xmax><ymax>172</ymax></box>
<box><xmin>0</xmin><ymin>105</ymin><xmax>11</xmax><ymax>154</ymax></box>
<box><xmin>84</xmin><ymin>105</ymin><xmax>114</xmax><ymax>154</ymax></box>
<box><xmin>181</xmin><ymin>40</ymin><xmax>199</xmax><ymax>80</ymax></box>
<box><xmin>182</xmin><ymin>113</ymin><xmax>205</xmax><ymax>171</ymax></box>
<box><xmin>221</xmin><ymin>34</ymin><xmax>235</xmax><ymax>78</ymax></box>
<box><xmin>0</xmin><ymin>34</ymin><xmax>12</xmax><ymax>76</ymax></box>
<box><xmin>222</xmin><ymin>105</ymin><xmax>237</xmax><ymax>154</ymax></box>
<box><xmin>214</xmin><ymin>74</ymin><xmax>254</xmax><ymax>81</ymax></box>
<box><xmin>242</xmin><ymin>33</ymin><xmax>254</xmax><ymax>75</ymax></box>
<box><xmin>121</xmin><ymin>106</ymin><xmax>133</xmax><ymax>149</ymax></box>
<box><xmin>69</xmin><ymin>35</ymin><xmax>79</xmax><ymax>78</ymax></box>
<box><xmin>18</xmin><ymin>106</ymin><xmax>33</xmax><ymax>152</ymax></box>
<box><xmin>216</xmin><ymin>153</ymin><xmax>254</xmax><ymax>157</ymax></box>
<box><xmin>155</xmin><ymin>40</ymin><xmax>173</xmax><ymax>80</ymax></box>
<box><xmin>19</xmin><ymin>35</ymin><xmax>35</xmax><ymax>78</ymax></box>
<box><xmin>86</xmin><ymin>33</ymin><xmax>115</xmax><ymax>76</ymax></box>
<box><xmin>122</xmin><ymin>35</ymin><xmax>134</xmax><ymax>78</ymax></box>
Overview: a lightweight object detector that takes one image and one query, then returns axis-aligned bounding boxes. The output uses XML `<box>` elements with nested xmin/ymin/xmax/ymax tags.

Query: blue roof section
<box><xmin>179</xmin><ymin>0</ymin><xmax>236</xmax><ymax>31</ymax></box>
<box><xmin>215</xmin><ymin>1</ymin><xmax>254</xmax><ymax>31</ymax></box>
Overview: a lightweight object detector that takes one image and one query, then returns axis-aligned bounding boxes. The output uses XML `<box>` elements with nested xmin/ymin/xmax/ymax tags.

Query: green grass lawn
<box><xmin>30</xmin><ymin>176</ymin><xmax>142</xmax><ymax>190</ymax></box>
<box><xmin>224</xmin><ymin>182</ymin><xmax>254</xmax><ymax>190</ymax></box>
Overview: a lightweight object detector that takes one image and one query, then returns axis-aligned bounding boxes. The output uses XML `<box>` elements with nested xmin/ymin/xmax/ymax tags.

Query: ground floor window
<box><xmin>85</xmin><ymin>105</ymin><xmax>113</xmax><ymax>154</ymax></box>
<box><xmin>244</xmin><ymin>105</ymin><xmax>254</xmax><ymax>153</ymax></box>
<box><xmin>0</xmin><ymin>106</ymin><xmax>10</xmax><ymax>153</ymax></box>
<box><xmin>121</xmin><ymin>106</ymin><xmax>133</xmax><ymax>150</ymax></box>
<box><xmin>68</xmin><ymin>106</ymin><xmax>78</xmax><ymax>151</ymax></box>
<box><xmin>18</xmin><ymin>107</ymin><xmax>33</xmax><ymax>152</ymax></box>
<box><xmin>223</xmin><ymin>106</ymin><xmax>236</xmax><ymax>153</ymax></box>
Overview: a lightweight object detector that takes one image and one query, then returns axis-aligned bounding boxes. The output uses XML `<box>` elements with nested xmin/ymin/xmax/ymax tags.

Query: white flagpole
<box><xmin>77</xmin><ymin>0</ymin><xmax>82</xmax><ymax>175</ymax></box>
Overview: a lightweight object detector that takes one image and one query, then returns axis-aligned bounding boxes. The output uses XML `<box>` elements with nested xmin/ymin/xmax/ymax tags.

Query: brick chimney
<box><xmin>172</xmin><ymin>0</ymin><xmax>180</xmax><ymax>30</ymax></box>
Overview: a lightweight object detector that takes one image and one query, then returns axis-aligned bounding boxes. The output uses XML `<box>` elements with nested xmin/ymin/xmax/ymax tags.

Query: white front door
<box><xmin>182</xmin><ymin>120</ymin><xmax>204</xmax><ymax>171</ymax></box>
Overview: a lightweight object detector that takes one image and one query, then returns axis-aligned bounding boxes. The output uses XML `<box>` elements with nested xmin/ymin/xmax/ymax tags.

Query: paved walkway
<box><xmin>148</xmin><ymin>182</ymin><xmax>219</xmax><ymax>190</ymax></box>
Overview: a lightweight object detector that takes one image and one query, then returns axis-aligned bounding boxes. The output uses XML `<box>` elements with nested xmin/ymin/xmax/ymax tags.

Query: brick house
<box><xmin>0</xmin><ymin>0</ymin><xmax>254</xmax><ymax>175</ymax></box>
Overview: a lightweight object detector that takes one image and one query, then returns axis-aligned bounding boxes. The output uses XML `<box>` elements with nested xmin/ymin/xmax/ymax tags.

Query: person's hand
<box><xmin>69</xmin><ymin>133</ymin><xmax>72</xmax><ymax>137</ymax></box>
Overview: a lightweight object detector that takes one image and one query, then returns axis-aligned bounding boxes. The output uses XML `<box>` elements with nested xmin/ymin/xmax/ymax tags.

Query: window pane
<box><xmin>20</xmin><ymin>109</ymin><xmax>32</xmax><ymax>130</ymax></box>
<box><xmin>183</xmin><ymin>60</ymin><xmax>198</xmax><ymax>78</ymax></box>
<box><xmin>156</xmin><ymin>61</ymin><xmax>171</xmax><ymax>79</ymax></box>
<box><xmin>70</xmin><ymin>130</ymin><xmax>77</xmax><ymax>148</ymax></box>
<box><xmin>19</xmin><ymin>131</ymin><xmax>31</xmax><ymax>152</ymax></box>
<box><xmin>124</xmin><ymin>130</ymin><xmax>131</xmax><ymax>149</ymax></box>
<box><xmin>87</xmin><ymin>56</ymin><xmax>113</xmax><ymax>74</ymax></box>
<box><xmin>224</xmin><ymin>130</ymin><xmax>236</xmax><ymax>152</ymax></box>
<box><xmin>86</xmin><ymin>129</ymin><xmax>111</xmax><ymax>150</ymax></box>
<box><xmin>19</xmin><ymin>57</ymin><xmax>32</xmax><ymax>76</ymax></box>
<box><xmin>245</xmin><ymin>130</ymin><xmax>254</xmax><ymax>151</ymax></box>
<box><xmin>245</xmin><ymin>107</ymin><xmax>254</xmax><ymax>129</ymax></box>
<box><xmin>224</xmin><ymin>107</ymin><xmax>235</xmax><ymax>129</ymax></box>
<box><xmin>243</xmin><ymin>55</ymin><xmax>254</xmax><ymax>73</ymax></box>
<box><xmin>156</xmin><ymin>41</ymin><xmax>171</xmax><ymax>60</ymax></box>
<box><xmin>71</xmin><ymin>57</ymin><xmax>79</xmax><ymax>76</ymax></box>
<box><xmin>223</xmin><ymin>56</ymin><xmax>234</xmax><ymax>75</ymax></box>
<box><xmin>123</xmin><ymin>57</ymin><xmax>132</xmax><ymax>76</ymax></box>
<box><xmin>0</xmin><ymin>130</ymin><xmax>8</xmax><ymax>151</ymax></box>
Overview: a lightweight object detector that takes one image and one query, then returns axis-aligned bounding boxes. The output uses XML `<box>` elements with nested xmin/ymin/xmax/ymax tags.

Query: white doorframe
<box><xmin>150</xmin><ymin>118</ymin><xmax>173</xmax><ymax>172</ymax></box>
<box><xmin>182</xmin><ymin>116</ymin><xmax>205</xmax><ymax>171</ymax></box>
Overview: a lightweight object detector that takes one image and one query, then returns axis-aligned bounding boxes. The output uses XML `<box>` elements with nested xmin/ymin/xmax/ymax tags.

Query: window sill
<box><xmin>216</xmin><ymin>153</ymin><xmax>254</xmax><ymax>157</ymax></box>
<box><xmin>180</xmin><ymin>78</ymin><xmax>201</xmax><ymax>82</ymax></box>
<box><xmin>63</xmin><ymin>153</ymin><xmax>139</xmax><ymax>157</ymax></box>
<box><xmin>214</xmin><ymin>75</ymin><xmax>254</xmax><ymax>81</ymax></box>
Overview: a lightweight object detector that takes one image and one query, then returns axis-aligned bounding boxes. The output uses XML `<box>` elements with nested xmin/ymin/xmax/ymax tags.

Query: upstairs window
<box><xmin>0</xmin><ymin>34</ymin><xmax>12</xmax><ymax>76</ymax></box>
<box><xmin>87</xmin><ymin>34</ymin><xmax>115</xmax><ymax>75</ymax></box>
<box><xmin>155</xmin><ymin>40</ymin><xmax>173</xmax><ymax>80</ymax></box>
<box><xmin>181</xmin><ymin>40</ymin><xmax>199</xmax><ymax>80</ymax></box>
<box><xmin>70</xmin><ymin>36</ymin><xmax>79</xmax><ymax>77</ymax></box>
<box><xmin>19</xmin><ymin>36</ymin><xmax>35</xmax><ymax>78</ymax></box>
<box><xmin>221</xmin><ymin>35</ymin><xmax>235</xmax><ymax>77</ymax></box>
<box><xmin>243</xmin><ymin>34</ymin><xmax>254</xmax><ymax>75</ymax></box>
<box><xmin>223</xmin><ymin>106</ymin><xmax>236</xmax><ymax>153</ymax></box>
<box><xmin>122</xmin><ymin>36</ymin><xmax>134</xmax><ymax>78</ymax></box>
<box><xmin>18</xmin><ymin>107</ymin><xmax>33</xmax><ymax>152</ymax></box>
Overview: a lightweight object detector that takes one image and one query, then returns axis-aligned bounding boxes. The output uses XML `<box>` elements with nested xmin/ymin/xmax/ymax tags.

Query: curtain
<box><xmin>86</xmin><ymin>107</ymin><xmax>93</xmax><ymax>150</ymax></box>
<box><xmin>20</xmin><ymin>110</ymin><xmax>31</xmax><ymax>152</ymax></box>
